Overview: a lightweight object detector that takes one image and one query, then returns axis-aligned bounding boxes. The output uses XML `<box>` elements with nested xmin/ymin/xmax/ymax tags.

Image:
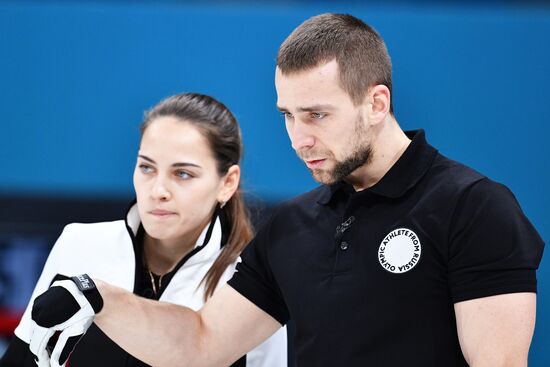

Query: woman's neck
<box><xmin>143</xmin><ymin>226</ymin><xmax>204</xmax><ymax>275</ymax></box>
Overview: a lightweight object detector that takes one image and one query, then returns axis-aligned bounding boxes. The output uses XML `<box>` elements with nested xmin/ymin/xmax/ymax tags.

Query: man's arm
<box><xmin>454</xmin><ymin>292</ymin><xmax>536</xmax><ymax>367</ymax></box>
<box><xmin>95</xmin><ymin>280</ymin><xmax>282</xmax><ymax>367</ymax></box>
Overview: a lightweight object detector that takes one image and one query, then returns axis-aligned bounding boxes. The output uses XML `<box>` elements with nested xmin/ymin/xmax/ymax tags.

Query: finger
<box><xmin>50</xmin><ymin>325</ymin><xmax>87</xmax><ymax>367</ymax></box>
<box><xmin>29</xmin><ymin>323</ymin><xmax>54</xmax><ymax>367</ymax></box>
<box><xmin>57</xmin><ymin>334</ymin><xmax>83</xmax><ymax>366</ymax></box>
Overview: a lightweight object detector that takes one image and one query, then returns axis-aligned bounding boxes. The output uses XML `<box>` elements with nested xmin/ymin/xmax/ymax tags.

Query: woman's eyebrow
<box><xmin>138</xmin><ymin>155</ymin><xmax>201</xmax><ymax>169</ymax></box>
<box><xmin>172</xmin><ymin>162</ymin><xmax>201</xmax><ymax>169</ymax></box>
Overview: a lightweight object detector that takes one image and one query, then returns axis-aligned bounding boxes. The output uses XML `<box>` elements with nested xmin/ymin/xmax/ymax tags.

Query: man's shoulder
<box><xmin>427</xmin><ymin>152</ymin><xmax>523</xmax><ymax>208</ymax></box>
<box><xmin>428</xmin><ymin>152</ymin><xmax>487</xmax><ymax>191</ymax></box>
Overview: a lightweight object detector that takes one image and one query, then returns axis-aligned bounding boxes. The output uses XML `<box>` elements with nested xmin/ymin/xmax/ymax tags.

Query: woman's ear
<box><xmin>217</xmin><ymin>165</ymin><xmax>240</xmax><ymax>205</ymax></box>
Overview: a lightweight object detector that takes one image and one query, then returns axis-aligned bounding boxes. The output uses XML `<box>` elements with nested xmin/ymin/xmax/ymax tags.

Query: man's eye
<box><xmin>310</xmin><ymin>112</ymin><xmax>326</xmax><ymax>119</ymax></box>
<box><xmin>139</xmin><ymin>164</ymin><xmax>153</xmax><ymax>174</ymax></box>
<box><xmin>281</xmin><ymin>112</ymin><xmax>293</xmax><ymax>119</ymax></box>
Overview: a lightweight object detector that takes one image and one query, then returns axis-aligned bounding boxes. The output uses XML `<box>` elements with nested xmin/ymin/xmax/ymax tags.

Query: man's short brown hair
<box><xmin>277</xmin><ymin>13</ymin><xmax>393</xmax><ymax>111</ymax></box>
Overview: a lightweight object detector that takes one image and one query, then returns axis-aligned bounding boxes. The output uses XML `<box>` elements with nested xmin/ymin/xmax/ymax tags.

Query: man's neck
<box><xmin>346</xmin><ymin>117</ymin><xmax>411</xmax><ymax>191</ymax></box>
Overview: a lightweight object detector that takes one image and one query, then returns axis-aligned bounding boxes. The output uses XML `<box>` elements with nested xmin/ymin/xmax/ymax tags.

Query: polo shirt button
<box><xmin>340</xmin><ymin>241</ymin><xmax>349</xmax><ymax>250</ymax></box>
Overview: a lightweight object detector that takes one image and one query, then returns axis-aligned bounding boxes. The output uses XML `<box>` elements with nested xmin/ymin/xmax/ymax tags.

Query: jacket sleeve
<box><xmin>13</xmin><ymin>224</ymin><xmax>74</xmax><ymax>343</ymax></box>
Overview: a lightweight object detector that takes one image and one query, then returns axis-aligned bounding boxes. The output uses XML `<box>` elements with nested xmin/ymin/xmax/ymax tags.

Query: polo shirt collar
<box><xmin>317</xmin><ymin>129</ymin><xmax>437</xmax><ymax>205</ymax></box>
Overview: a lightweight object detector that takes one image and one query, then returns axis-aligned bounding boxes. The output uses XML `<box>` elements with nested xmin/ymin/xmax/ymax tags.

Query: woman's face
<box><xmin>133</xmin><ymin>116</ymin><xmax>238</xmax><ymax>244</ymax></box>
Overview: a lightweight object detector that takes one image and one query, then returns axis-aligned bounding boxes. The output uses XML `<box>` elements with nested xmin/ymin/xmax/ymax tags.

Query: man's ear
<box><xmin>217</xmin><ymin>165</ymin><xmax>240</xmax><ymax>205</ymax></box>
<box><xmin>366</xmin><ymin>84</ymin><xmax>391</xmax><ymax>125</ymax></box>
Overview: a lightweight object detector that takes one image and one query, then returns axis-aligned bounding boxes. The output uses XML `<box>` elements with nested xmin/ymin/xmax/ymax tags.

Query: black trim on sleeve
<box><xmin>0</xmin><ymin>336</ymin><xmax>38</xmax><ymax>367</ymax></box>
<box><xmin>453</xmin><ymin>283</ymin><xmax>538</xmax><ymax>304</ymax></box>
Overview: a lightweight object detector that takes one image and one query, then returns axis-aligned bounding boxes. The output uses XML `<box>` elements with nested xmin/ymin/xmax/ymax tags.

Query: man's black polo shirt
<box><xmin>228</xmin><ymin>130</ymin><xmax>544</xmax><ymax>366</ymax></box>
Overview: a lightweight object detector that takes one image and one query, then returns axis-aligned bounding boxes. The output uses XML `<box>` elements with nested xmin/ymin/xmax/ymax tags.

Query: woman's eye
<box><xmin>139</xmin><ymin>164</ymin><xmax>153</xmax><ymax>174</ymax></box>
<box><xmin>176</xmin><ymin>170</ymin><xmax>191</xmax><ymax>179</ymax></box>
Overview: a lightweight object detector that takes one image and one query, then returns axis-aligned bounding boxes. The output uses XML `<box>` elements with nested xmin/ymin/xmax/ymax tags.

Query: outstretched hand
<box><xmin>29</xmin><ymin>274</ymin><xmax>103</xmax><ymax>367</ymax></box>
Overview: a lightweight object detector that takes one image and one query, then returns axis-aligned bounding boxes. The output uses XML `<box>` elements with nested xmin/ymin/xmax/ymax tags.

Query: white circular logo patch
<box><xmin>378</xmin><ymin>228</ymin><xmax>421</xmax><ymax>274</ymax></box>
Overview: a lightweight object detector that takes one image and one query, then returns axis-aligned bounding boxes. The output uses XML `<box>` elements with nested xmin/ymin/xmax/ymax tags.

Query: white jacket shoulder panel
<box><xmin>53</xmin><ymin>221</ymin><xmax>135</xmax><ymax>288</ymax></box>
<box><xmin>14</xmin><ymin>220</ymin><xmax>135</xmax><ymax>342</ymax></box>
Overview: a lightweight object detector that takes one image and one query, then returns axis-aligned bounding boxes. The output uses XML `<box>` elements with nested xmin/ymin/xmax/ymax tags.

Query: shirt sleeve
<box><xmin>227</xmin><ymin>213</ymin><xmax>290</xmax><ymax>326</ymax></box>
<box><xmin>448</xmin><ymin>178</ymin><xmax>545</xmax><ymax>303</ymax></box>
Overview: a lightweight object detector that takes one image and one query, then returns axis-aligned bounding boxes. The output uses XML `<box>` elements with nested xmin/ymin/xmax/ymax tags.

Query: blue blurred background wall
<box><xmin>0</xmin><ymin>0</ymin><xmax>548</xmax><ymax>364</ymax></box>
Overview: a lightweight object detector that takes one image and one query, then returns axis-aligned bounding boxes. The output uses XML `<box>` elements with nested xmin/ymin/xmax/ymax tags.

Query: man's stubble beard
<box><xmin>309</xmin><ymin>113</ymin><xmax>373</xmax><ymax>185</ymax></box>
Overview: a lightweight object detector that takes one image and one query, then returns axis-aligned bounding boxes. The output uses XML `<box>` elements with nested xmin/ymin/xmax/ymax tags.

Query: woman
<box><xmin>0</xmin><ymin>93</ymin><xmax>287</xmax><ymax>367</ymax></box>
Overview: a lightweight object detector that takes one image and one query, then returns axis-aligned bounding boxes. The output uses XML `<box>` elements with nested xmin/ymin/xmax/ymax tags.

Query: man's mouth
<box><xmin>305</xmin><ymin>159</ymin><xmax>326</xmax><ymax>169</ymax></box>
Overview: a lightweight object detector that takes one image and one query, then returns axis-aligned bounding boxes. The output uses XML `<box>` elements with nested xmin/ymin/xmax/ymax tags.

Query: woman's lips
<box><xmin>149</xmin><ymin>209</ymin><xmax>176</xmax><ymax>217</ymax></box>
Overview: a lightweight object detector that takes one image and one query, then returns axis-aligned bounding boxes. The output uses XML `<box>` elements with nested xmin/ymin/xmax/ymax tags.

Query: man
<box><xmin>22</xmin><ymin>13</ymin><xmax>545</xmax><ymax>367</ymax></box>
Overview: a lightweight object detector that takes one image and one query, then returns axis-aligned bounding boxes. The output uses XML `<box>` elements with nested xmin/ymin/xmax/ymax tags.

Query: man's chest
<box><xmin>269</xmin><ymin>196</ymin><xmax>455</xmax><ymax>327</ymax></box>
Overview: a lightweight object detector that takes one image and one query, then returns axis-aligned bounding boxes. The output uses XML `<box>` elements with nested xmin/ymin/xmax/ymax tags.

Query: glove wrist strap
<box><xmin>70</xmin><ymin>274</ymin><xmax>103</xmax><ymax>313</ymax></box>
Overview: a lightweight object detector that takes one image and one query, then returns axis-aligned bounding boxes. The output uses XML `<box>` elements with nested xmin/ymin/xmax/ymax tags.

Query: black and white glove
<box><xmin>29</xmin><ymin>274</ymin><xmax>103</xmax><ymax>367</ymax></box>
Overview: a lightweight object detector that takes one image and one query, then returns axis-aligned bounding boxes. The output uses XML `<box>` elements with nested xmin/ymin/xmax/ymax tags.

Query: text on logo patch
<box><xmin>378</xmin><ymin>228</ymin><xmax>421</xmax><ymax>274</ymax></box>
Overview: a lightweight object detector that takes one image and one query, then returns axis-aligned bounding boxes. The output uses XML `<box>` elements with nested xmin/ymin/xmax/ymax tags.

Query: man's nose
<box><xmin>289</xmin><ymin>121</ymin><xmax>315</xmax><ymax>151</ymax></box>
